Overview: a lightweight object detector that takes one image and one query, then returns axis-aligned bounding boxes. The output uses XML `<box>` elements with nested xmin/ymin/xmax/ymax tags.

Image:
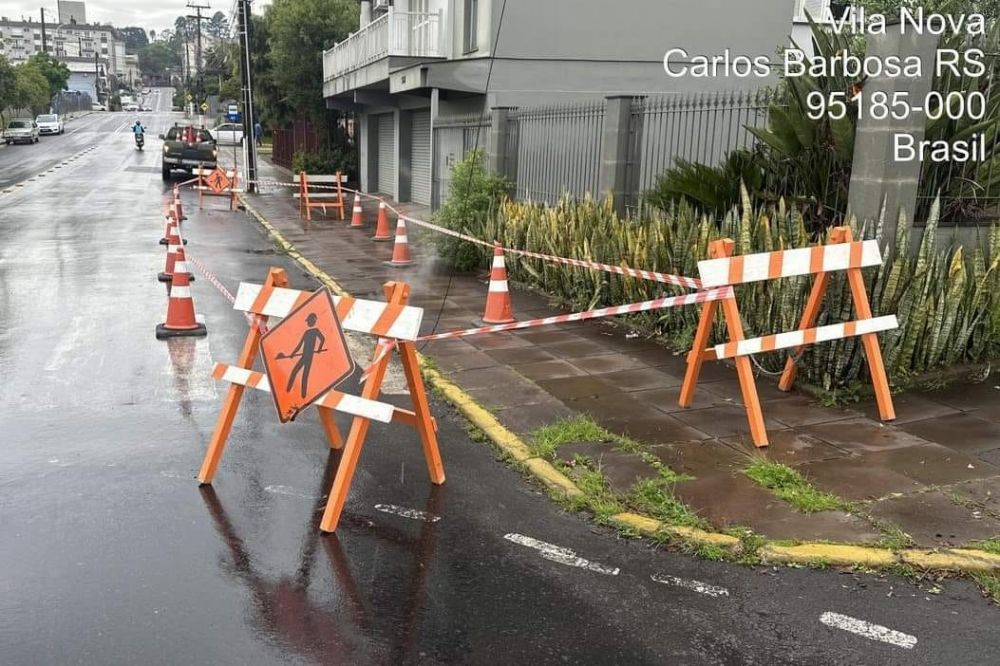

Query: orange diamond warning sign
<box><xmin>205</xmin><ymin>167</ymin><xmax>232</xmax><ymax>194</ymax></box>
<box><xmin>259</xmin><ymin>288</ymin><xmax>355</xmax><ymax>422</ymax></box>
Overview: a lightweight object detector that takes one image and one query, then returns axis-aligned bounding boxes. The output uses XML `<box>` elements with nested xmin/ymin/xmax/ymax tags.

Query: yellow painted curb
<box><xmin>901</xmin><ymin>548</ymin><xmax>1000</xmax><ymax>572</ymax></box>
<box><xmin>761</xmin><ymin>543</ymin><xmax>896</xmax><ymax>568</ymax></box>
<box><xmin>238</xmin><ymin>194</ymin><xmax>1000</xmax><ymax>577</ymax></box>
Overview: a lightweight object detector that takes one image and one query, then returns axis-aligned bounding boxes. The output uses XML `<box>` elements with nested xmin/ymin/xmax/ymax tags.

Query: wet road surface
<box><xmin>2</xmin><ymin>89</ymin><xmax>1000</xmax><ymax>665</ymax></box>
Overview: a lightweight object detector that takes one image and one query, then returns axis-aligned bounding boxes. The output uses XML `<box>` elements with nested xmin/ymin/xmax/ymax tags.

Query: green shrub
<box><xmin>472</xmin><ymin>191</ymin><xmax>999</xmax><ymax>390</ymax></box>
<box><xmin>291</xmin><ymin>146</ymin><xmax>358</xmax><ymax>180</ymax></box>
<box><xmin>433</xmin><ymin>150</ymin><xmax>510</xmax><ymax>272</ymax></box>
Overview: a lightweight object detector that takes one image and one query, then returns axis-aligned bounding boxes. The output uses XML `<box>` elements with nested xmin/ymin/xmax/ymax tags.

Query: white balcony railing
<box><xmin>324</xmin><ymin>8</ymin><xmax>445</xmax><ymax>82</ymax></box>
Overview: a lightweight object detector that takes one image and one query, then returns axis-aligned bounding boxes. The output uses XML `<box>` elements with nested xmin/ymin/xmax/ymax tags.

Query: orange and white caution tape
<box><xmin>713</xmin><ymin>315</ymin><xmax>898</xmax><ymax>360</ymax></box>
<box><xmin>360</xmin><ymin>286</ymin><xmax>734</xmax><ymax>382</ymax></box>
<box><xmin>187</xmin><ymin>255</ymin><xmax>268</xmax><ymax>334</ymax></box>
<box><xmin>698</xmin><ymin>241</ymin><xmax>883</xmax><ymax>288</ymax></box>
<box><xmin>212</xmin><ymin>363</ymin><xmax>394</xmax><ymax>423</ymax></box>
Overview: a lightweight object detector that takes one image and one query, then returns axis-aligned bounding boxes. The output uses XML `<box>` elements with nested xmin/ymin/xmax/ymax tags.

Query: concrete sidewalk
<box><xmin>244</xmin><ymin>158</ymin><xmax>1000</xmax><ymax>550</ymax></box>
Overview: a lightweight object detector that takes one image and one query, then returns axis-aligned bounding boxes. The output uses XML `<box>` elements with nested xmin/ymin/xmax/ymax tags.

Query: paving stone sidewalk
<box><xmin>242</xmin><ymin>159</ymin><xmax>1000</xmax><ymax>549</ymax></box>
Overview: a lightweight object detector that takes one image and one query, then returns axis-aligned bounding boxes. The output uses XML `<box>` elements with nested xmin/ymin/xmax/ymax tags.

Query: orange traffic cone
<box><xmin>158</xmin><ymin>229</ymin><xmax>196</xmax><ymax>283</ymax></box>
<box><xmin>384</xmin><ymin>218</ymin><xmax>414</xmax><ymax>268</ymax></box>
<box><xmin>159</xmin><ymin>218</ymin><xmax>188</xmax><ymax>246</ymax></box>
<box><xmin>481</xmin><ymin>244</ymin><xmax>516</xmax><ymax>324</ymax></box>
<box><xmin>371</xmin><ymin>201</ymin><xmax>392</xmax><ymax>240</ymax></box>
<box><xmin>349</xmin><ymin>194</ymin><xmax>364</xmax><ymax>228</ymax></box>
<box><xmin>173</xmin><ymin>187</ymin><xmax>187</xmax><ymax>221</ymax></box>
<box><xmin>156</xmin><ymin>264</ymin><xmax>207</xmax><ymax>339</ymax></box>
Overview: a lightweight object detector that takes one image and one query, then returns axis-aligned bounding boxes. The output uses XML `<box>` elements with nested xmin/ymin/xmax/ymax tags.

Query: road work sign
<box><xmin>204</xmin><ymin>167</ymin><xmax>232</xmax><ymax>194</ymax></box>
<box><xmin>259</xmin><ymin>288</ymin><xmax>355</xmax><ymax>422</ymax></box>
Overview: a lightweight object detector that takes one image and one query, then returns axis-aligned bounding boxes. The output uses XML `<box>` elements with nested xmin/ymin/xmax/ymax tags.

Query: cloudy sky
<box><xmin>0</xmin><ymin>0</ymin><xmax>271</xmax><ymax>39</ymax></box>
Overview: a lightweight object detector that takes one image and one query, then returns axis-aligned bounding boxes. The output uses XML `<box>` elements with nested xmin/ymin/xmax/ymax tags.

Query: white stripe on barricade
<box><xmin>713</xmin><ymin>315</ymin><xmax>898</xmax><ymax>360</ymax></box>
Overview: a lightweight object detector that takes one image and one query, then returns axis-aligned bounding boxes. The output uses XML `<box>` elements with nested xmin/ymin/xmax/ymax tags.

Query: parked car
<box><xmin>161</xmin><ymin>125</ymin><xmax>218</xmax><ymax>180</ymax></box>
<box><xmin>35</xmin><ymin>114</ymin><xmax>65</xmax><ymax>135</ymax></box>
<box><xmin>209</xmin><ymin>123</ymin><xmax>245</xmax><ymax>146</ymax></box>
<box><xmin>3</xmin><ymin>119</ymin><xmax>40</xmax><ymax>144</ymax></box>
<box><xmin>125</xmin><ymin>103</ymin><xmax>140</xmax><ymax>113</ymax></box>
<box><xmin>92</xmin><ymin>104</ymin><xmax>107</xmax><ymax>111</ymax></box>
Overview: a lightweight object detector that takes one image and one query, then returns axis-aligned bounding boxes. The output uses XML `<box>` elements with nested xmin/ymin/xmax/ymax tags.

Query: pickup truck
<box><xmin>160</xmin><ymin>125</ymin><xmax>217</xmax><ymax>180</ymax></box>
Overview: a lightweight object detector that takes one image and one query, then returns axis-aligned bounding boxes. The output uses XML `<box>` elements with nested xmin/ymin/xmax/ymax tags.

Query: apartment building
<box><xmin>323</xmin><ymin>0</ymin><xmax>797</xmax><ymax>207</ymax></box>
<box><xmin>0</xmin><ymin>16</ymin><xmax>127</xmax><ymax>80</ymax></box>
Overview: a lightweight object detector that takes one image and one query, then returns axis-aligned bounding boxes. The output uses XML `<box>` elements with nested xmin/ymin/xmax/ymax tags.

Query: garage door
<box><xmin>377</xmin><ymin>113</ymin><xmax>396</xmax><ymax>195</ymax></box>
<box><xmin>410</xmin><ymin>110</ymin><xmax>432</xmax><ymax>205</ymax></box>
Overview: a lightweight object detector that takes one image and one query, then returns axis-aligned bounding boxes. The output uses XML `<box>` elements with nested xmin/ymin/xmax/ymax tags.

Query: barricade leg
<box><xmin>679</xmin><ymin>299</ymin><xmax>719</xmax><ymax>408</ymax></box>
<box><xmin>398</xmin><ymin>340</ymin><xmax>445</xmax><ymax>484</ymax></box>
<box><xmin>319</xmin><ymin>281</ymin><xmax>409</xmax><ymax>532</ymax></box>
<box><xmin>317</xmin><ymin>407</ymin><xmax>345</xmax><ymax>449</ymax></box>
<box><xmin>198</xmin><ymin>268</ymin><xmax>289</xmax><ymax>483</ymax></box>
<box><xmin>335</xmin><ymin>172</ymin><xmax>346</xmax><ymax>221</ymax></box>
<box><xmin>720</xmin><ymin>296</ymin><xmax>769</xmax><ymax>448</ymax></box>
<box><xmin>845</xmin><ymin>269</ymin><xmax>896</xmax><ymax>421</ymax></box>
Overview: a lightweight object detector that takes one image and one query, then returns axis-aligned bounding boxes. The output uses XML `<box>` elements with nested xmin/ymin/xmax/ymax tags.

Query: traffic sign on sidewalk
<box><xmin>204</xmin><ymin>167</ymin><xmax>233</xmax><ymax>194</ymax></box>
<box><xmin>200</xmin><ymin>102</ymin><xmax>209</xmax><ymax>112</ymax></box>
<box><xmin>259</xmin><ymin>288</ymin><xmax>355</xmax><ymax>422</ymax></box>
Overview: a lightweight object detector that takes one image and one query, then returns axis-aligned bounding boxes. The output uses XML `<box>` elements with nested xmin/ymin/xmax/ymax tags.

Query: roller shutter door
<box><xmin>377</xmin><ymin>113</ymin><xmax>396</xmax><ymax>195</ymax></box>
<box><xmin>410</xmin><ymin>111</ymin><xmax>432</xmax><ymax>205</ymax></box>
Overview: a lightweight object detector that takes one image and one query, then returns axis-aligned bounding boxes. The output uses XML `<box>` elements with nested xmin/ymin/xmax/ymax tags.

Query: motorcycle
<box><xmin>135</xmin><ymin>133</ymin><xmax>144</xmax><ymax>151</ymax></box>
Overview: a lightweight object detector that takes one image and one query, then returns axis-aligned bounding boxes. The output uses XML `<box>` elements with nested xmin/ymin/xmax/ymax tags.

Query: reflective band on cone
<box><xmin>156</xmin><ymin>261</ymin><xmax>207</xmax><ymax>339</ymax></box>
<box><xmin>481</xmin><ymin>244</ymin><xmax>515</xmax><ymax>324</ymax></box>
<box><xmin>372</xmin><ymin>201</ymin><xmax>392</xmax><ymax>241</ymax></box>
<box><xmin>158</xmin><ymin>229</ymin><xmax>195</xmax><ymax>283</ymax></box>
<box><xmin>384</xmin><ymin>218</ymin><xmax>414</xmax><ymax>267</ymax></box>
<box><xmin>349</xmin><ymin>194</ymin><xmax>364</xmax><ymax>228</ymax></box>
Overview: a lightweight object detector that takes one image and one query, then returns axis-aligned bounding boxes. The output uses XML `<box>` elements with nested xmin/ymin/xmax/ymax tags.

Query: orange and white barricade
<box><xmin>194</xmin><ymin>164</ymin><xmax>240</xmax><ymax>210</ymax></box>
<box><xmin>294</xmin><ymin>171</ymin><xmax>347</xmax><ymax>222</ymax></box>
<box><xmin>679</xmin><ymin>226</ymin><xmax>897</xmax><ymax>447</ymax></box>
<box><xmin>198</xmin><ymin>267</ymin><xmax>445</xmax><ymax>533</ymax></box>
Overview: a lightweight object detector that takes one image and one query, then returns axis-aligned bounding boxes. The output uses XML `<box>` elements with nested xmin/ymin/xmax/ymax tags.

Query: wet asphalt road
<box><xmin>2</xmin><ymin>89</ymin><xmax>1000</xmax><ymax>665</ymax></box>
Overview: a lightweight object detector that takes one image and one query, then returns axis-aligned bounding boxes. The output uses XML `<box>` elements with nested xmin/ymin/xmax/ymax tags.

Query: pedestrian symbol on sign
<box><xmin>259</xmin><ymin>288</ymin><xmax>355</xmax><ymax>422</ymax></box>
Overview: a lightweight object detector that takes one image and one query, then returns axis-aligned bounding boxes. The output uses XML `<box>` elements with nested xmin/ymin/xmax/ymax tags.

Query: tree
<box><xmin>139</xmin><ymin>42</ymin><xmax>181</xmax><ymax>79</ymax></box>
<box><xmin>12</xmin><ymin>64</ymin><xmax>50</xmax><ymax>114</ymax></box>
<box><xmin>118</xmin><ymin>27</ymin><xmax>149</xmax><ymax>54</ymax></box>
<box><xmin>25</xmin><ymin>53</ymin><xmax>70</xmax><ymax>99</ymax></box>
<box><xmin>265</xmin><ymin>0</ymin><xmax>358</xmax><ymax>122</ymax></box>
<box><xmin>206</xmin><ymin>11</ymin><xmax>229</xmax><ymax>39</ymax></box>
<box><xmin>0</xmin><ymin>55</ymin><xmax>17</xmax><ymax>122</ymax></box>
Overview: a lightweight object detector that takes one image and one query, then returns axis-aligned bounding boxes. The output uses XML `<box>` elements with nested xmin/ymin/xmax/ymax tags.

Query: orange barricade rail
<box><xmin>195</xmin><ymin>164</ymin><xmax>239</xmax><ymax>210</ymax></box>
<box><xmin>679</xmin><ymin>226</ymin><xmax>897</xmax><ymax>448</ymax></box>
<box><xmin>293</xmin><ymin>172</ymin><xmax>346</xmax><ymax>222</ymax></box>
<box><xmin>198</xmin><ymin>268</ymin><xmax>444</xmax><ymax>532</ymax></box>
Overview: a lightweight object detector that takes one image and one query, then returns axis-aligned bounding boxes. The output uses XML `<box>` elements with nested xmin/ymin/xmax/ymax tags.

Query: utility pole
<box><xmin>40</xmin><ymin>8</ymin><xmax>47</xmax><ymax>54</ymax></box>
<box><xmin>237</xmin><ymin>0</ymin><xmax>257</xmax><ymax>193</ymax></box>
<box><xmin>187</xmin><ymin>2</ymin><xmax>210</xmax><ymax>120</ymax></box>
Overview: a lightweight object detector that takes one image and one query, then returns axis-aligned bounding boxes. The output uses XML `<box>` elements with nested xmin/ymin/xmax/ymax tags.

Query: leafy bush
<box><xmin>291</xmin><ymin>145</ymin><xmax>357</xmax><ymax>180</ymax></box>
<box><xmin>476</xmin><ymin>191</ymin><xmax>999</xmax><ymax>390</ymax></box>
<box><xmin>433</xmin><ymin>150</ymin><xmax>510</xmax><ymax>272</ymax></box>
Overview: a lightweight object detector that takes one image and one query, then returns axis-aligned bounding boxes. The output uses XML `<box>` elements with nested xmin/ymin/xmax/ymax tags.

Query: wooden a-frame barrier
<box><xmin>679</xmin><ymin>227</ymin><xmax>898</xmax><ymax>448</ymax></box>
<box><xmin>198</xmin><ymin>267</ymin><xmax>445</xmax><ymax>532</ymax></box>
<box><xmin>294</xmin><ymin>171</ymin><xmax>347</xmax><ymax>222</ymax></box>
<box><xmin>194</xmin><ymin>164</ymin><xmax>240</xmax><ymax>211</ymax></box>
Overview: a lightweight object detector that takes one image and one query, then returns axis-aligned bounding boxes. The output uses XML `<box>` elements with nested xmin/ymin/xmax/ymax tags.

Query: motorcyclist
<box><xmin>132</xmin><ymin>120</ymin><xmax>145</xmax><ymax>146</ymax></box>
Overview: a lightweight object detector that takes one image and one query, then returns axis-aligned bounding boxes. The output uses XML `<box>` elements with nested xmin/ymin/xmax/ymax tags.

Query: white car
<box><xmin>210</xmin><ymin>123</ymin><xmax>245</xmax><ymax>145</ymax></box>
<box><xmin>125</xmin><ymin>103</ymin><xmax>140</xmax><ymax>113</ymax></box>
<box><xmin>92</xmin><ymin>104</ymin><xmax>107</xmax><ymax>111</ymax></box>
<box><xmin>35</xmin><ymin>114</ymin><xmax>65</xmax><ymax>135</ymax></box>
<box><xmin>3</xmin><ymin>119</ymin><xmax>40</xmax><ymax>144</ymax></box>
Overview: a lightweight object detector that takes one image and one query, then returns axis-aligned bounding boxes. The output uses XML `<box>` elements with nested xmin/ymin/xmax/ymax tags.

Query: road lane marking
<box><xmin>650</xmin><ymin>573</ymin><xmax>729</xmax><ymax>598</ymax></box>
<box><xmin>819</xmin><ymin>612</ymin><xmax>917</xmax><ymax>649</ymax></box>
<box><xmin>375</xmin><ymin>504</ymin><xmax>440</xmax><ymax>522</ymax></box>
<box><xmin>504</xmin><ymin>533</ymin><xmax>620</xmax><ymax>575</ymax></box>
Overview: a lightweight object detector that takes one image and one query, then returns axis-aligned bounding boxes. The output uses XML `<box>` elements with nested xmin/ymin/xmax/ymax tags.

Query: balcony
<box><xmin>323</xmin><ymin>8</ymin><xmax>446</xmax><ymax>85</ymax></box>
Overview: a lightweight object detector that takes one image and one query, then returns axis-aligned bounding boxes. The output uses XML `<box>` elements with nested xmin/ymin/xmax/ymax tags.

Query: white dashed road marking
<box><xmin>504</xmin><ymin>533</ymin><xmax>620</xmax><ymax>575</ymax></box>
<box><xmin>375</xmin><ymin>504</ymin><xmax>440</xmax><ymax>522</ymax></box>
<box><xmin>650</xmin><ymin>573</ymin><xmax>729</xmax><ymax>598</ymax></box>
<box><xmin>819</xmin><ymin>612</ymin><xmax>917</xmax><ymax>650</ymax></box>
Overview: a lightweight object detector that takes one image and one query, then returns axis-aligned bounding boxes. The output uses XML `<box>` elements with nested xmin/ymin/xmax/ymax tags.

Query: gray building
<box><xmin>323</xmin><ymin>0</ymin><xmax>797</xmax><ymax>207</ymax></box>
<box><xmin>58</xmin><ymin>1</ymin><xmax>87</xmax><ymax>26</ymax></box>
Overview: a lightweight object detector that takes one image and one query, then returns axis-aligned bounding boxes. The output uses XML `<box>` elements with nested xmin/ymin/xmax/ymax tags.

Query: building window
<box><xmin>463</xmin><ymin>0</ymin><xmax>478</xmax><ymax>53</ymax></box>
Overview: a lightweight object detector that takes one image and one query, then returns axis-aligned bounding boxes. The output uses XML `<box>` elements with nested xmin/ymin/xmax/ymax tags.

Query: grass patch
<box><xmin>625</xmin><ymin>478</ymin><xmax>707</xmax><ymax>529</ymax></box>
<box><xmin>554</xmin><ymin>462</ymin><xmax>624</xmax><ymax>524</ymax></box>
<box><xmin>973</xmin><ymin>573</ymin><xmax>1000</xmax><ymax>605</ymax></box>
<box><xmin>974</xmin><ymin>538</ymin><xmax>1000</xmax><ymax>556</ymax></box>
<box><xmin>744</xmin><ymin>460</ymin><xmax>847</xmax><ymax>513</ymax></box>
<box><xmin>530</xmin><ymin>415</ymin><xmax>616</xmax><ymax>459</ymax></box>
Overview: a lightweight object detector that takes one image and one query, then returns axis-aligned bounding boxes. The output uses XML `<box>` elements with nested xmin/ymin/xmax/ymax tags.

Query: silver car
<box><xmin>3</xmin><ymin>119</ymin><xmax>40</xmax><ymax>145</ymax></box>
<box><xmin>35</xmin><ymin>114</ymin><xmax>65</xmax><ymax>135</ymax></box>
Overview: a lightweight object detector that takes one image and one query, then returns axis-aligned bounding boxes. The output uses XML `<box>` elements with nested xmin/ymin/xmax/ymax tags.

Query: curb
<box><xmin>237</xmin><ymin>193</ymin><xmax>1000</xmax><ymax>577</ymax></box>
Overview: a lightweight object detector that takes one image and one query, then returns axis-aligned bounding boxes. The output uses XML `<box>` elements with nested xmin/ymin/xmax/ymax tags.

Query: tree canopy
<box><xmin>25</xmin><ymin>54</ymin><xmax>70</xmax><ymax>99</ymax></box>
<box><xmin>117</xmin><ymin>26</ymin><xmax>149</xmax><ymax>54</ymax></box>
<box><xmin>12</xmin><ymin>64</ymin><xmax>50</xmax><ymax>114</ymax></box>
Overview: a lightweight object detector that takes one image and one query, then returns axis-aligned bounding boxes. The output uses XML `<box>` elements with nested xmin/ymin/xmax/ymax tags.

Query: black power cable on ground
<box><xmin>417</xmin><ymin>0</ymin><xmax>509</xmax><ymax>353</ymax></box>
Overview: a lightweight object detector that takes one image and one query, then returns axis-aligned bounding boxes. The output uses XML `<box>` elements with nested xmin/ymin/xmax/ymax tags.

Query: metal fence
<box><xmin>271</xmin><ymin>118</ymin><xmax>321</xmax><ymax>171</ymax></box>
<box><xmin>509</xmin><ymin>101</ymin><xmax>605</xmax><ymax>204</ymax></box>
<box><xmin>628</xmin><ymin>90</ymin><xmax>777</xmax><ymax>208</ymax></box>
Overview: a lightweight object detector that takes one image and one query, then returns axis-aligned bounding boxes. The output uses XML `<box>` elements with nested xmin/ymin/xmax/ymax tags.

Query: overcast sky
<box><xmin>0</xmin><ymin>0</ymin><xmax>271</xmax><ymax>39</ymax></box>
